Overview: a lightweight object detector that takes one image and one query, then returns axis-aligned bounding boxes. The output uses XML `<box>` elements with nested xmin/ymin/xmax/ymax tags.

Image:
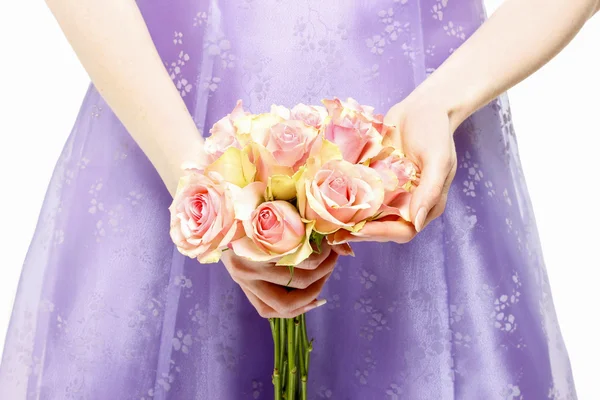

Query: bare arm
<box><xmin>358</xmin><ymin>0</ymin><xmax>600</xmax><ymax>239</ymax></box>
<box><xmin>421</xmin><ymin>0</ymin><xmax>600</xmax><ymax>131</ymax></box>
<box><xmin>45</xmin><ymin>0</ymin><xmax>206</xmax><ymax>197</ymax></box>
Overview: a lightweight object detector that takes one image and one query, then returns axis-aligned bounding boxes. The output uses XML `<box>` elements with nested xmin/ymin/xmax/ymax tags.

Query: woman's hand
<box><xmin>346</xmin><ymin>93</ymin><xmax>458</xmax><ymax>243</ymax></box>
<box><xmin>221</xmin><ymin>243</ymin><xmax>339</xmax><ymax>318</ymax></box>
<box><xmin>388</xmin><ymin>93</ymin><xmax>458</xmax><ymax>233</ymax></box>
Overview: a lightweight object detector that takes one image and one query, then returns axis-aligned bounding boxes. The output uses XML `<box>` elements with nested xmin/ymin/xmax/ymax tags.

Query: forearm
<box><xmin>45</xmin><ymin>0</ymin><xmax>205</xmax><ymax>196</ymax></box>
<box><xmin>415</xmin><ymin>0</ymin><xmax>600</xmax><ymax>131</ymax></box>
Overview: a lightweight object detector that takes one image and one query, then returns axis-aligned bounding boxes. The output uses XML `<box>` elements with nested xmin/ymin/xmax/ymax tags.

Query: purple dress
<box><xmin>0</xmin><ymin>1</ymin><xmax>576</xmax><ymax>399</ymax></box>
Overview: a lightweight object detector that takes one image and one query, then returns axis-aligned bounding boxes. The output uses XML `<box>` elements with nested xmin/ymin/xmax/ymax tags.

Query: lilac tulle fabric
<box><xmin>0</xmin><ymin>0</ymin><xmax>576</xmax><ymax>399</ymax></box>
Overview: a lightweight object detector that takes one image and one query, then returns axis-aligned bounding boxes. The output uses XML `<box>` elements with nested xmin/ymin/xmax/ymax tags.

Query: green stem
<box><xmin>286</xmin><ymin>318</ymin><xmax>296</xmax><ymax>400</ymax></box>
<box><xmin>270</xmin><ymin>319</ymin><xmax>282</xmax><ymax>400</ymax></box>
<box><xmin>301</xmin><ymin>378</ymin><xmax>307</xmax><ymax>400</ymax></box>
<box><xmin>270</xmin><ymin>311</ymin><xmax>314</xmax><ymax>398</ymax></box>
<box><xmin>297</xmin><ymin>316</ymin><xmax>306</xmax><ymax>380</ymax></box>
<box><xmin>298</xmin><ymin>314</ymin><xmax>308</xmax><ymax>400</ymax></box>
<box><xmin>306</xmin><ymin>339</ymin><xmax>312</xmax><ymax>384</ymax></box>
<box><xmin>282</xmin><ymin>360</ymin><xmax>288</xmax><ymax>394</ymax></box>
<box><xmin>300</xmin><ymin>314</ymin><xmax>309</xmax><ymax>355</ymax></box>
<box><xmin>279</xmin><ymin>317</ymin><xmax>285</xmax><ymax>374</ymax></box>
<box><xmin>294</xmin><ymin>318</ymin><xmax>300</xmax><ymax>398</ymax></box>
<box><xmin>301</xmin><ymin>314</ymin><xmax>311</xmax><ymax>378</ymax></box>
<box><xmin>270</xmin><ymin>319</ymin><xmax>278</xmax><ymax>373</ymax></box>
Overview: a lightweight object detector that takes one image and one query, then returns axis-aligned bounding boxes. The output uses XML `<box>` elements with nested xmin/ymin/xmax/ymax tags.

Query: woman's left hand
<box><xmin>347</xmin><ymin>92</ymin><xmax>458</xmax><ymax>243</ymax></box>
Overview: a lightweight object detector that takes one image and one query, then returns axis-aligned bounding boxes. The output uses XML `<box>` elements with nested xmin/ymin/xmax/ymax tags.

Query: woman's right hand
<box><xmin>220</xmin><ymin>243</ymin><xmax>339</xmax><ymax>318</ymax></box>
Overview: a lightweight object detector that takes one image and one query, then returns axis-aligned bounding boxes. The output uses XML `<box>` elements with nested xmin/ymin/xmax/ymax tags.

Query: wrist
<box><xmin>163</xmin><ymin>141</ymin><xmax>208</xmax><ymax>198</ymax></box>
<box><xmin>410</xmin><ymin>66</ymin><xmax>482</xmax><ymax>134</ymax></box>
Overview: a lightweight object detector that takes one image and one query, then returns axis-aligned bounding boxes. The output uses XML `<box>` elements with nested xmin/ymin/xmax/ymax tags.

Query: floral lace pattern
<box><xmin>0</xmin><ymin>1</ymin><xmax>576</xmax><ymax>398</ymax></box>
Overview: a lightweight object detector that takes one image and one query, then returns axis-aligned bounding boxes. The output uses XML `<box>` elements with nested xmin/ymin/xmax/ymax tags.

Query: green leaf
<box><xmin>286</xmin><ymin>265</ymin><xmax>295</xmax><ymax>287</ymax></box>
<box><xmin>309</xmin><ymin>231</ymin><xmax>325</xmax><ymax>254</ymax></box>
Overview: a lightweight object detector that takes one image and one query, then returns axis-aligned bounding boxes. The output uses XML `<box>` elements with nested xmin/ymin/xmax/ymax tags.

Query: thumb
<box><xmin>331</xmin><ymin>243</ymin><xmax>354</xmax><ymax>257</ymax></box>
<box><xmin>383</xmin><ymin>105</ymin><xmax>405</xmax><ymax>149</ymax></box>
<box><xmin>409</xmin><ymin>154</ymin><xmax>452</xmax><ymax>232</ymax></box>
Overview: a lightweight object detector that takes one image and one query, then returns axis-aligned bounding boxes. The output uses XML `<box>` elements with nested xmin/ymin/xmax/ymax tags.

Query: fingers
<box><xmin>421</xmin><ymin>161</ymin><xmax>456</xmax><ymax>229</ymax></box>
<box><xmin>255</xmin><ymin>250</ymin><xmax>338</xmax><ymax>289</ymax></box>
<box><xmin>287</xmin><ymin>250</ymin><xmax>337</xmax><ymax>289</ymax></box>
<box><xmin>240</xmin><ymin>285</ymin><xmax>326</xmax><ymax>319</ymax></box>
<box><xmin>294</xmin><ymin>242</ymin><xmax>332</xmax><ymax>270</ymax></box>
<box><xmin>330</xmin><ymin>242</ymin><xmax>354</xmax><ymax>257</ymax></box>
<box><xmin>409</xmin><ymin>151</ymin><xmax>455</xmax><ymax>232</ymax></box>
<box><xmin>240</xmin><ymin>285</ymin><xmax>278</xmax><ymax>318</ymax></box>
<box><xmin>224</xmin><ymin>250</ymin><xmax>335</xmax><ymax>318</ymax></box>
<box><xmin>245</xmin><ymin>272</ymin><xmax>332</xmax><ymax>318</ymax></box>
<box><xmin>225</xmin><ymin>245</ymin><xmax>338</xmax><ymax>288</ymax></box>
<box><xmin>344</xmin><ymin>218</ymin><xmax>416</xmax><ymax>244</ymax></box>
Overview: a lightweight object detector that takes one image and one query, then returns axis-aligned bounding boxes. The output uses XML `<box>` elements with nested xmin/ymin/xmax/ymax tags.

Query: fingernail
<box><xmin>332</xmin><ymin>243</ymin><xmax>354</xmax><ymax>257</ymax></box>
<box><xmin>414</xmin><ymin>207</ymin><xmax>427</xmax><ymax>232</ymax></box>
<box><xmin>315</xmin><ymin>299</ymin><xmax>327</xmax><ymax>308</ymax></box>
<box><xmin>305</xmin><ymin>299</ymin><xmax>327</xmax><ymax>312</ymax></box>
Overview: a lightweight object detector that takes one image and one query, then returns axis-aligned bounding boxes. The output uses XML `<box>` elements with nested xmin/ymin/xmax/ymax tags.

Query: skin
<box><xmin>222</xmin><ymin>243</ymin><xmax>339</xmax><ymax>318</ymax></box>
<box><xmin>44</xmin><ymin>0</ymin><xmax>207</xmax><ymax>197</ymax></box>
<box><xmin>45</xmin><ymin>0</ymin><xmax>600</xmax><ymax>318</ymax></box>
<box><xmin>360</xmin><ymin>0</ymin><xmax>600</xmax><ymax>240</ymax></box>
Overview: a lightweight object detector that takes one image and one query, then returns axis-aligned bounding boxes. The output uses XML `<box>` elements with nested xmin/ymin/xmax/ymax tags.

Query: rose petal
<box><xmin>270</xmin><ymin>104</ymin><xmax>292</xmax><ymax>119</ymax></box>
<box><xmin>266</xmin><ymin>173</ymin><xmax>300</xmax><ymax>201</ymax></box>
<box><xmin>197</xmin><ymin>249</ymin><xmax>223</xmax><ymax>264</ymax></box>
<box><xmin>230</xmin><ymin>181</ymin><xmax>266</xmax><ymax>221</ymax></box>
<box><xmin>377</xmin><ymin>191</ymin><xmax>412</xmax><ymax>222</ymax></box>
<box><xmin>204</xmin><ymin>147</ymin><xmax>257</xmax><ymax>188</ymax></box>
<box><xmin>276</xmin><ymin>221</ymin><xmax>314</xmax><ymax>266</ymax></box>
<box><xmin>306</xmin><ymin>181</ymin><xmax>352</xmax><ymax>233</ymax></box>
<box><xmin>230</xmin><ymin>236</ymin><xmax>279</xmax><ymax>262</ymax></box>
<box><xmin>248</xmin><ymin>113</ymin><xmax>285</xmax><ymax>146</ymax></box>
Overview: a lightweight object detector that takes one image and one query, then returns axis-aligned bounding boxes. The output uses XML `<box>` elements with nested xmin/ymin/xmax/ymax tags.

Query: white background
<box><xmin>0</xmin><ymin>0</ymin><xmax>599</xmax><ymax>398</ymax></box>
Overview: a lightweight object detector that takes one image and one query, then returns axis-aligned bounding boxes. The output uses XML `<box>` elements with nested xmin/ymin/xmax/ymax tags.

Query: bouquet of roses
<box><xmin>168</xmin><ymin>97</ymin><xmax>419</xmax><ymax>399</ymax></box>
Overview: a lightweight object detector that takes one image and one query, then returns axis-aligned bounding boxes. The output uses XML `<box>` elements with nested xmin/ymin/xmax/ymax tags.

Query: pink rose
<box><xmin>231</xmin><ymin>201</ymin><xmax>306</xmax><ymax>262</ymax></box>
<box><xmin>169</xmin><ymin>171</ymin><xmax>239</xmax><ymax>263</ymax></box>
<box><xmin>297</xmin><ymin>159</ymin><xmax>385</xmax><ymax>234</ymax></box>
<box><xmin>371</xmin><ymin>150</ymin><xmax>418</xmax><ymax>199</ymax></box>
<box><xmin>264</xmin><ymin>120</ymin><xmax>320</xmax><ymax>170</ymax></box>
<box><xmin>204</xmin><ymin>100</ymin><xmax>249</xmax><ymax>162</ymax></box>
<box><xmin>248</xmin><ymin>114</ymin><xmax>320</xmax><ymax>172</ymax></box>
<box><xmin>322</xmin><ymin>97</ymin><xmax>386</xmax><ymax>164</ymax></box>
<box><xmin>272</xmin><ymin>103</ymin><xmax>328</xmax><ymax>129</ymax></box>
<box><xmin>336</xmin><ymin>97</ymin><xmax>383</xmax><ymax>125</ymax></box>
<box><xmin>370</xmin><ymin>150</ymin><xmax>419</xmax><ymax>221</ymax></box>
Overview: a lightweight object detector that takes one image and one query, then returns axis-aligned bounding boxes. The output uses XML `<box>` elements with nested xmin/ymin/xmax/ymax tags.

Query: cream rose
<box><xmin>297</xmin><ymin>159</ymin><xmax>385</xmax><ymax>234</ymax></box>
